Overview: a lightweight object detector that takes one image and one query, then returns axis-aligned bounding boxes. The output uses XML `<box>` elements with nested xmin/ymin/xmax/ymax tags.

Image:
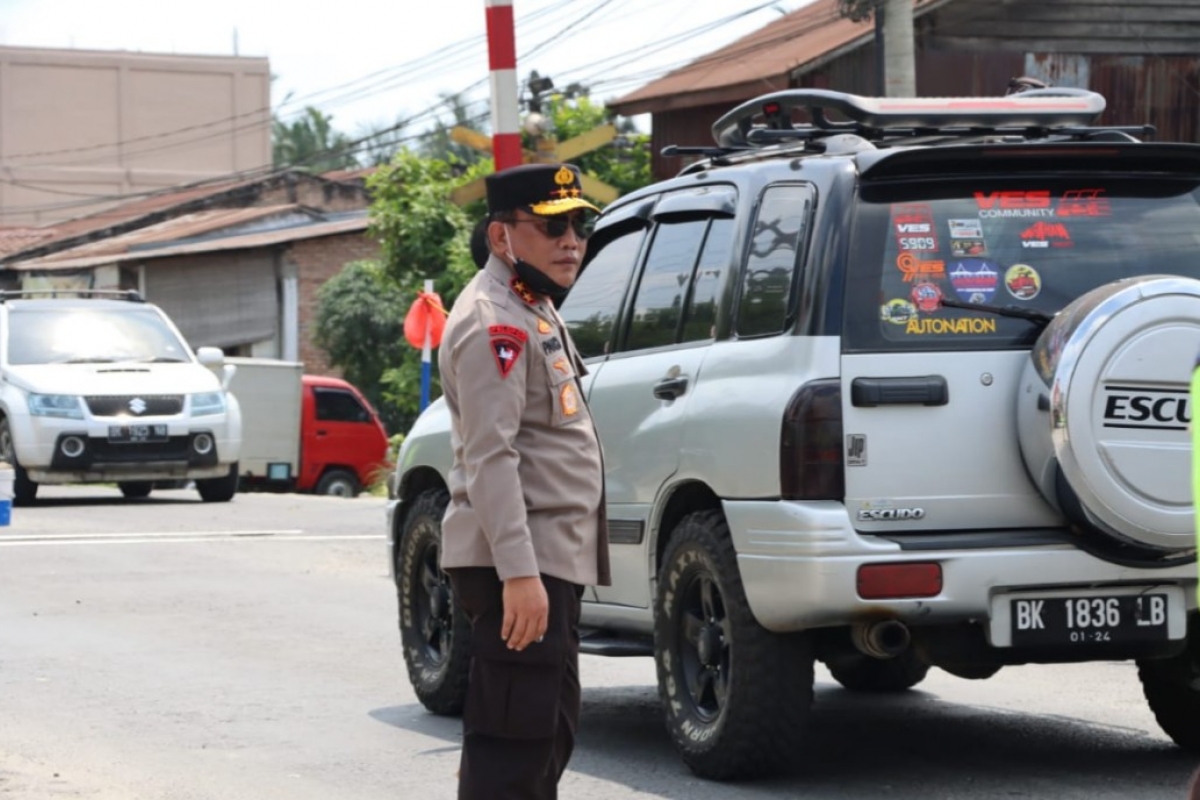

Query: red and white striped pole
<box><xmin>485</xmin><ymin>0</ymin><xmax>523</xmax><ymax>171</ymax></box>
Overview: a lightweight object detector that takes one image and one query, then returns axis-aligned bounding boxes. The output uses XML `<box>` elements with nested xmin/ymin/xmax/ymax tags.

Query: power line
<box><xmin>0</xmin><ymin>2</ymin><xmax>825</xmax><ymax>217</ymax></box>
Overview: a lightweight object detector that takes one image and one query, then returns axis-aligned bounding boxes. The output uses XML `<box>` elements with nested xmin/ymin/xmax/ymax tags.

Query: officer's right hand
<box><xmin>501</xmin><ymin>575</ymin><xmax>549</xmax><ymax>651</ymax></box>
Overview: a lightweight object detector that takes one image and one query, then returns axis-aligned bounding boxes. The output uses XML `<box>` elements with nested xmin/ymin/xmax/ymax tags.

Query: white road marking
<box><xmin>0</xmin><ymin>530</ymin><xmax>386</xmax><ymax>546</ymax></box>
<box><xmin>2</xmin><ymin>529</ymin><xmax>303</xmax><ymax>540</ymax></box>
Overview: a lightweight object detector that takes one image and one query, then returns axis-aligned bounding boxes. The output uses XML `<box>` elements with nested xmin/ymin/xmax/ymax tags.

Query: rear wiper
<box><xmin>939</xmin><ymin>297</ymin><xmax>1054</xmax><ymax>328</ymax></box>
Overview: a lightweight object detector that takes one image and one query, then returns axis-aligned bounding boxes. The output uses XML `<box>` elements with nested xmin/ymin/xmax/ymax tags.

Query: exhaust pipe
<box><xmin>852</xmin><ymin>619</ymin><xmax>911</xmax><ymax>659</ymax></box>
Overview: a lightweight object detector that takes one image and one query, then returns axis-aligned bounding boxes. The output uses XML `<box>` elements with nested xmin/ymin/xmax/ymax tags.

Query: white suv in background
<box><xmin>0</xmin><ymin>291</ymin><xmax>242</xmax><ymax>504</ymax></box>
<box><xmin>389</xmin><ymin>88</ymin><xmax>1200</xmax><ymax>781</ymax></box>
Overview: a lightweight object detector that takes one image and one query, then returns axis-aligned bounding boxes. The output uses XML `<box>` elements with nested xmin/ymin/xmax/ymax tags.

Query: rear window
<box><xmin>843</xmin><ymin>177</ymin><xmax>1200</xmax><ymax>351</ymax></box>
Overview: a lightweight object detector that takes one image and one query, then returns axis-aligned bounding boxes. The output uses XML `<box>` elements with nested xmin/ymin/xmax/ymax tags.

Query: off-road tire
<box><xmin>196</xmin><ymin>463</ymin><xmax>238</xmax><ymax>503</ymax></box>
<box><xmin>315</xmin><ymin>469</ymin><xmax>360</xmax><ymax>498</ymax></box>
<box><xmin>828</xmin><ymin>649</ymin><xmax>930</xmax><ymax>693</ymax></box>
<box><xmin>1138</xmin><ymin>615</ymin><xmax>1200</xmax><ymax>752</ymax></box>
<box><xmin>396</xmin><ymin>488</ymin><xmax>470</xmax><ymax>715</ymax></box>
<box><xmin>118</xmin><ymin>481</ymin><xmax>153</xmax><ymax>500</ymax></box>
<box><xmin>655</xmin><ymin>510</ymin><xmax>813</xmax><ymax>780</ymax></box>
<box><xmin>0</xmin><ymin>417</ymin><xmax>37</xmax><ymax>506</ymax></box>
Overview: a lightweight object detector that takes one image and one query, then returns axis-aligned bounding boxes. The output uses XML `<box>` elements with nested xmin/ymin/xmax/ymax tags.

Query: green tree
<box><xmin>358</xmin><ymin>152</ymin><xmax>483</xmax><ymax>429</ymax></box>
<box><xmin>310</xmin><ymin>260</ymin><xmax>409</xmax><ymax>433</ymax></box>
<box><xmin>272</xmin><ymin>106</ymin><xmax>360</xmax><ymax>172</ymax></box>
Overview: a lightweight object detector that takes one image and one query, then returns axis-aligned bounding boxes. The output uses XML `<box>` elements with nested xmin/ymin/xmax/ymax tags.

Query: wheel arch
<box><xmin>392</xmin><ymin>467</ymin><xmax>449</xmax><ymax>554</ymax></box>
<box><xmin>653</xmin><ymin>480</ymin><xmax>724</xmax><ymax>577</ymax></box>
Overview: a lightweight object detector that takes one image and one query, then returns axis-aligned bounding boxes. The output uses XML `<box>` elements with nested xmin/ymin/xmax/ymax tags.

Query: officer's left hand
<box><xmin>501</xmin><ymin>575</ymin><xmax>549</xmax><ymax>651</ymax></box>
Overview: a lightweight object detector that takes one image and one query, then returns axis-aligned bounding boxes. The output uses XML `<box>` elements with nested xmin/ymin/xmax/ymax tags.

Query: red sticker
<box><xmin>893</xmin><ymin>203</ymin><xmax>939</xmax><ymax>252</ymax></box>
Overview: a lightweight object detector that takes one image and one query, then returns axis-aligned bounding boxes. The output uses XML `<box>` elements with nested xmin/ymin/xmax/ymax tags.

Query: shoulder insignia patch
<box><xmin>488</xmin><ymin>325</ymin><xmax>527</xmax><ymax>378</ymax></box>
<box><xmin>510</xmin><ymin>279</ymin><xmax>538</xmax><ymax>306</ymax></box>
<box><xmin>537</xmin><ymin>318</ymin><xmax>552</xmax><ymax>334</ymax></box>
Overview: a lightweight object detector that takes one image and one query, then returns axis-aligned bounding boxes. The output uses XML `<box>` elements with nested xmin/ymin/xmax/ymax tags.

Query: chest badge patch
<box><xmin>552</xmin><ymin>358</ymin><xmax>571</xmax><ymax>375</ymax></box>
<box><xmin>488</xmin><ymin>324</ymin><xmax>528</xmax><ymax>379</ymax></box>
<box><xmin>537</xmin><ymin>319</ymin><xmax>552</xmax><ymax>334</ymax></box>
<box><xmin>560</xmin><ymin>383</ymin><xmax>580</xmax><ymax>416</ymax></box>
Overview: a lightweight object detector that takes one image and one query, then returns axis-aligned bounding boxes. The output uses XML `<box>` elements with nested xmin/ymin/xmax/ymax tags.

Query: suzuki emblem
<box><xmin>129</xmin><ymin>398</ymin><xmax>147</xmax><ymax>415</ymax></box>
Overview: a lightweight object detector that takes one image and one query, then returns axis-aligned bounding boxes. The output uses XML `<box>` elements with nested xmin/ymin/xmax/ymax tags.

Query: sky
<box><xmin>0</xmin><ymin>0</ymin><xmax>815</xmax><ymax>142</ymax></box>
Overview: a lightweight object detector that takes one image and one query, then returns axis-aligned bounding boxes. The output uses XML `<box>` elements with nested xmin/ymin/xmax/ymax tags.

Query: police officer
<box><xmin>438</xmin><ymin>162</ymin><xmax>610</xmax><ymax>800</ymax></box>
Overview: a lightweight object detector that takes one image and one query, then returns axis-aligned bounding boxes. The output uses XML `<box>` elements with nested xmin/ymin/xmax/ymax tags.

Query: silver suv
<box><xmin>388</xmin><ymin>88</ymin><xmax>1200</xmax><ymax>780</ymax></box>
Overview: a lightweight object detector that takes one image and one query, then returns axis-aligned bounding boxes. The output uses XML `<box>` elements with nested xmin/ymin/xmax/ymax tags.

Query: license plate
<box><xmin>1010</xmin><ymin>593</ymin><xmax>1169</xmax><ymax>646</ymax></box>
<box><xmin>108</xmin><ymin>424</ymin><xmax>168</xmax><ymax>443</ymax></box>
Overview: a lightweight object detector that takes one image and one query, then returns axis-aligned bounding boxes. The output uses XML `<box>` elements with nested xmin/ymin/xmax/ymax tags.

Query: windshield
<box><xmin>843</xmin><ymin>176</ymin><xmax>1200</xmax><ymax>351</ymax></box>
<box><xmin>6</xmin><ymin>306</ymin><xmax>192</xmax><ymax>365</ymax></box>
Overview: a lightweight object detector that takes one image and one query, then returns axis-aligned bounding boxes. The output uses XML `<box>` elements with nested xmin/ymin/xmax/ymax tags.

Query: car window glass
<box><xmin>559</xmin><ymin>227</ymin><xmax>644</xmax><ymax>359</ymax></box>
<box><xmin>738</xmin><ymin>185</ymin><xmax>811</xmax><ymax>337</ymax></box>
<box><xmin>625</xmin><ymin>219</ymin><xmax>707</xmax><ymax>351</ymax></box>
<box><xmin>843</xmin><ymin>178</ymin><xmax>1200</xmax><ymax>352</ymax></box>
<box><xmin>680</xmin><ymin>218</ymin><xmax>735</xmax><ymax>343</ymax></box>
<box><xmin>314</xmin><ymin>387</ymin><xmax>370</xmax><ymax>422</ymax></box>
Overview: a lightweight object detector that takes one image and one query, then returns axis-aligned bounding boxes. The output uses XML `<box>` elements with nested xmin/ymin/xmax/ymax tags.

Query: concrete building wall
<box><xmin>0</xmin><ymin>46</ymin><xmax>271</xmax><ymax>225</ymax></box>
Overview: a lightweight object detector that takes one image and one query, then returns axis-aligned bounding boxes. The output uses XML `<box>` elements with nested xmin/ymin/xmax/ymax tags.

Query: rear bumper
<box><xmin>725</xmin><ymin>499</ymin><xmax>1197</xmax><ymax>634</ymax></box>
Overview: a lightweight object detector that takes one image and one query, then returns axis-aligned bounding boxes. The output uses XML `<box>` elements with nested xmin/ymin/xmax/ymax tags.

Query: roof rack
<box><xmin>0</xmin><ymin>289</ymin><xmax>144</xmax><ymax>303</ymax></box>
<box><xmin>711</xmin><ymin>88</ymin><xmax>1121</xmax><ymax>149</ymax></box>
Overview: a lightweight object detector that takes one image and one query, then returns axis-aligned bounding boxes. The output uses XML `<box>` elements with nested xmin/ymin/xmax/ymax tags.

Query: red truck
<box><xmin>227</xmin><ymin>358</ymin><xmax>390</xmax><ymax>497</ymax></box>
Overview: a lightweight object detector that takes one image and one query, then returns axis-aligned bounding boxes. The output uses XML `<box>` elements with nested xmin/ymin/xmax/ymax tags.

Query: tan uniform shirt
<box><xmin>438</xmin><ymin>256</ymin><xmax>611</xmax><ymax>587</ymax></box>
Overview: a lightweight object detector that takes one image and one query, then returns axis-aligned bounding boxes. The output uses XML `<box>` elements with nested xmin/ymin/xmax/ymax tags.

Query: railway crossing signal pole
<box><xmin>485</xmin><ymin>0</ymin><xmax>523</xmax><ymax>171</ymax></box>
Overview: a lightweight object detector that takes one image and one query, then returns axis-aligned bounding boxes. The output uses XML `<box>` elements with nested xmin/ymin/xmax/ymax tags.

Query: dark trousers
<box><xmin>447</xmin><ymin>568</ymin><xmax>583</xmax><ymax>800</ymax></box>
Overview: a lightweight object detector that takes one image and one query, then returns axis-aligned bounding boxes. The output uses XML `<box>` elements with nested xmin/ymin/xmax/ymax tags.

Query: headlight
<box><xmin>191</xmin><ymin>392</ymin><xmax>226</xmax><ymax>417</ymax></box>
<box><xmin>28</xmin><ymin>393</ymin><xmax>84</xmax><ymax>419</ymax></box>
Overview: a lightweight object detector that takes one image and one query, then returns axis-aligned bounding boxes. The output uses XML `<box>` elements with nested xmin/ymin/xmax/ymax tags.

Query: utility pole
<box><xmin>840</xmin><ymin>0</ymin><xmax>915</xmax><ymax>96</ymax></box>
<box><xmin>882</xmin><ymin>0</ymin><xmax>915</xmax><ymax>97</ymax></box>
<box><xmin>484</xmin><ymin>0</ymin><xmax>522</xmax><ymax>170</ymax></box>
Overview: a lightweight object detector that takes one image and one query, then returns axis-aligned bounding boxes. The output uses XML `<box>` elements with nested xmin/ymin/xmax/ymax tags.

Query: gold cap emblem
<box><xmin>554</xmin><ymin>166</ymin><xmax>575</xmax><ymax>186</ymax></box>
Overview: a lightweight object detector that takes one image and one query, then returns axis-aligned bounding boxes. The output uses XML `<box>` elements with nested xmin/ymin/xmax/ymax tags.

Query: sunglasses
<box><xmin>513</xmin><ymin>214</ymin><xmax>592</xmax><ymax>240</ymax></box>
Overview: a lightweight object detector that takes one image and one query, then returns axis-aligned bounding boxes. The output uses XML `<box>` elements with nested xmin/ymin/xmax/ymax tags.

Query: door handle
<box><xmin>653</xmin><ymin>376</ymin><xmax>689</xmax><ymax>400</ymax></box>
<box><xmin>851</xmin><ymin>376</ymin><xmax>949</xmax><ymax>407</ymax></box>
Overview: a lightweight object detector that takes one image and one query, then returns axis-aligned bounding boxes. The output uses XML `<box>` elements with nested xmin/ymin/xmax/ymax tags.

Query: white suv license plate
<box><xmin>1010</xmin><ymin>593</ymin><xmax>1168</xmax><ymax>646</ymax></box>
<box><xmin>108</xmin><ymin>424</ymin><xmax>168</xmax><ymax>443</ymax></box>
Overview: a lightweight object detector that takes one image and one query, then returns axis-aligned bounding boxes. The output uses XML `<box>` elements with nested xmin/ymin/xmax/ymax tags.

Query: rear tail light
<box><xmin>780</xmin><ymin>379</ymin><xmax>844</xmax><ymax>500</ymax></box>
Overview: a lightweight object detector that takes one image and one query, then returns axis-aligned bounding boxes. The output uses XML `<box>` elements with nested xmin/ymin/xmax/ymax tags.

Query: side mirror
<box><xmin>196</xmin><ymin>346</ymin><xmax>225</xmax><ymax>368</ymax></box>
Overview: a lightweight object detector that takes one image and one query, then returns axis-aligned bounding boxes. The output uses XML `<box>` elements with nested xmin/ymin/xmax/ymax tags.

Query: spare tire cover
<box><xmin>1017</xmin><ymin>275</ymin><xmax>1200</xmax><ymax>552</ymax></box>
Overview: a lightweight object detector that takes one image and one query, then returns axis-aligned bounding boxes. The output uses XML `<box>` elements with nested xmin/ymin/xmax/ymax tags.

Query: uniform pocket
<box><xmin>463</xmin><ymin>659</ymin><xmax>564</xmax><ymax>739</ymax></box>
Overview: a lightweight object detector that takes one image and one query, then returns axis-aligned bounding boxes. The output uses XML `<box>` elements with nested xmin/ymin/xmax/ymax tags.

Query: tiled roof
<box><xmin>0</xmin><ymin>169</ymin><xmax>370</xmax><ymax>266</ymax></box>
<box><xmin>609</xmin><ymin>0</ymin><xmax>950</xmax><ymax>115</ymax></box>
<box><xmin>10</xmin><ymin>209</ymin><xmax>370</xmax><ymax>271</ymax></box>
<box><xmin>0</xmin><ymin>227</ymin><xmax>56</xmax><ymax>258</ymax></box>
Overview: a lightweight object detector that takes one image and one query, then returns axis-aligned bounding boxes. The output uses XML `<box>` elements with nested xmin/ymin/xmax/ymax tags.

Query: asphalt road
<box><xmin>1</xmin><ymin>486</ymin><xmax>1197</xmax><ymax>799</ymax></box>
